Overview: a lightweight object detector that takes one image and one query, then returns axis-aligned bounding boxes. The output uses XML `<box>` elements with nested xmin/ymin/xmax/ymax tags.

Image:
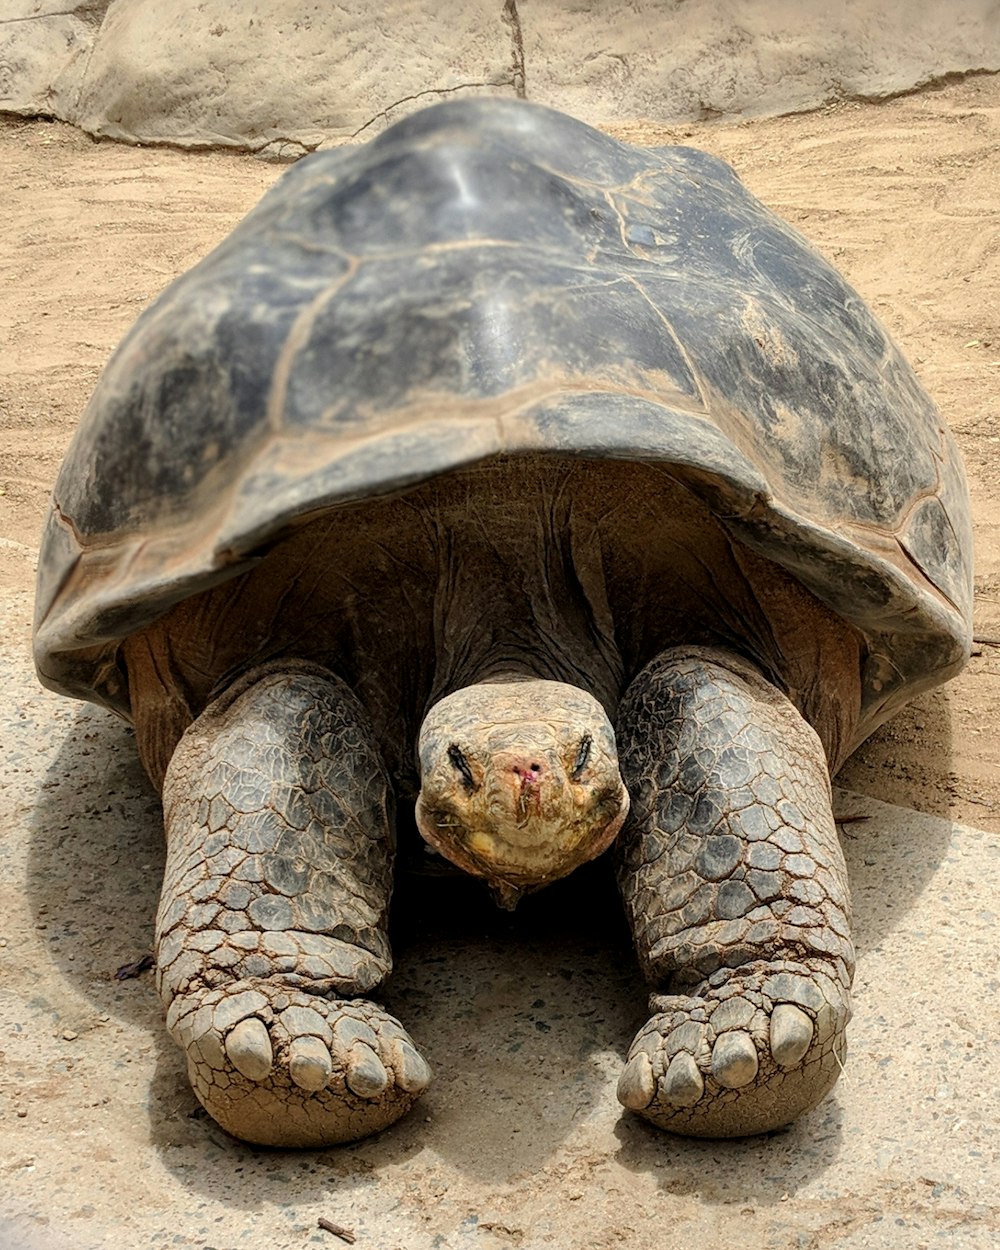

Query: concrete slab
<box><xmin>2</xmin><ymin>587</ymin><xmax>998</xmax><ymax>1248</ymax></box>
<box><xmin>3</xmin><ymin>1</ymin><xmax>1000</xmax><ymax>152</ymax></box>
<box><xmin>524</xmin><ymin>1</ymin><xmax>1000</xmax><ymax>124</ymax></box>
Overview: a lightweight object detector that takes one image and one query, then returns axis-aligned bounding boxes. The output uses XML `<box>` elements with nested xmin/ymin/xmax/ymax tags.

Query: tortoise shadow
<box><xmin>22</xmin><ymin>702</ymin><xmax>165</xmax><ymax>1029</ymax></box>
<box><xmin>140</xmin><ymin>860</ymin><xmax>648</xmax><ymax>1199</ymax></box>
<box><xmin>836</xmin><ymin>685</ymin><xmax>957</xmax><ymax>821</ymax></box>
<box><xmin>22</xmin><ymin>687</ymin><xmax>957</xmax><ymax>1202</ymax></box>
<box><xmin>612</xmin><ymin>1093</ymin><xmax>846</xmax><ymax>1207</ymax></box>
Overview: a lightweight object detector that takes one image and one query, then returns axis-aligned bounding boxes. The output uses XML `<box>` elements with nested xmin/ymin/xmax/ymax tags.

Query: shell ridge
<box><xmin>33</xmin><ymin>99</ymin><xmax>971</xmax><ymax>730</ymax></box>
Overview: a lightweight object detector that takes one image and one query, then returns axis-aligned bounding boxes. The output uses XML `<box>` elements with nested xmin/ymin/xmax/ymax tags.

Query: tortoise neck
<box><xmin>433</xmin><ymin>655</ymin><xmax>621</xmax><ymax>719</ymax></box>
<box><xmin>417</xmin><ymin>459</ymin><xmax>625</xmax><ymax>714</ymax></box>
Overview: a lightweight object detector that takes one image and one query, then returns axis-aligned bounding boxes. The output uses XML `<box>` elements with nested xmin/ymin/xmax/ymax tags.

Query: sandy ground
<box><xmin>1</xmin><ymin>75</ymin><xmax>999</xmax><ymax>1248</ymax></box>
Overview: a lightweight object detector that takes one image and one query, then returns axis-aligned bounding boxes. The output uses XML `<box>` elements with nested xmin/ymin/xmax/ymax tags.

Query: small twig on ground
<box><xmin>318</xmin><ymin>1218</ymin><xmax>356</xmax><ymax>1244</ymax></box>
<box><xmin>114</xmin><ymin>953</ymin><xmax>155</xmax><ymax>980</ymax></box>
<box><xmin>973</xmin><ymin>635</ymin><xmax>1000</xmax><ymax>647</ymax></box>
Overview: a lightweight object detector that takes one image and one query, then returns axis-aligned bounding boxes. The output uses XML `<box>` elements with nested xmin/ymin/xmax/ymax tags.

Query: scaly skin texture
<box><xmin>157</xmin><ymin>661</ymin><xmax>430</xmax><ymax>1147</ymax></box>
<box><xmin>614</xmin><ymin>647</ymin><xmax>854</xmax><ymax>1137</ymax></box>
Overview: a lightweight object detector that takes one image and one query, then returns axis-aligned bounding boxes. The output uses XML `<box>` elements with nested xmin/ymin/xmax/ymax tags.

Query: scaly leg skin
<box><xmin>156</xmin><ymin>661</ymin><xmax>430</xmax><ymax>1148</ymax></box>
<box><xmin>614</xmin><ymin>647</ymin><xmax>854</xmax><ymax>1137</ymax></box>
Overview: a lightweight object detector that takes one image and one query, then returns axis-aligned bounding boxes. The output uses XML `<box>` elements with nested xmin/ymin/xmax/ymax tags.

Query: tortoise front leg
<box><xmin>156</xmin><ymin>661</ymin><xmax>430</xmax><ymax>1147</ymax></box>
<box><xmin>614</xmin><ymin>647</ymin><xmax>854</xmax><ymax>1137</ymax></box>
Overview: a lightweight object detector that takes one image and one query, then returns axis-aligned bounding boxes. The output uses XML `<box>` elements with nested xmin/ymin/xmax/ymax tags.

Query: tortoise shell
<box><xmin>33</xmin><ymin>98</ymin><xmax>972</xmax><ymax>742</ymax></box>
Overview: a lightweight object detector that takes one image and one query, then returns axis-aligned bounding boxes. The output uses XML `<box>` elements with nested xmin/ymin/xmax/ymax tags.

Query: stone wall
<box><xmin>3</xmin><ymin>0</ymin><xmax>999</xmax><ymax>155</ymax></box>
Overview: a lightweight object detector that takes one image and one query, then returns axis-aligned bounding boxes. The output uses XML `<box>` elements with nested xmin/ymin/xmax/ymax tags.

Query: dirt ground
<box><xmin>1</xmin><ymin>74</ymin><xmax>999</xmax><ymax>1249</ymax></box>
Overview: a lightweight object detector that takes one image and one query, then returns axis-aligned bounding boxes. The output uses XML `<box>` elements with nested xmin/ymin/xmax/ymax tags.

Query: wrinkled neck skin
<box><xmin>414</xmin><ymin>677</ymin><xmax>630</xmax><ymax>909</ymax></box>
<box><xmin>419</xmin><ymin>461</ymin><xmax>626</xmax><ymax>720</ymax></box>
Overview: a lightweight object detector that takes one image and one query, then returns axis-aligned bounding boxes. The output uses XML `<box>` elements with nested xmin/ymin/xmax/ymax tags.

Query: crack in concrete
<box><xmin>0</xmin><ymin>0</ymin><xmax>106</xmax><ymax>28</ymax></box>
<box><xmin>0</xmin><ymin>11</ymin><xmax>81</xmax><ymax>22</ymax></box>
<box><xmin>249</xmin><ymin>134</ymin><xmax>321</xmax><ymax>159</ymax></box>
<box><xmin>502</xmin><ymin>0</ymin><xmax>527</xmax><ymax>98</ymax></box>
<box><xmin>69</xmin><ymin>0</ymin><xmax>111</xmax><ymax>114</ymax></box>
<box><xmin>347</xmin><ymin>0</ymin><xmax>528</xmax><ymax>140</ymax></box>
<box><xmin>349</xmin><ymin>81</ymin><xmax>514</xmax><ymax>140</ymax></box>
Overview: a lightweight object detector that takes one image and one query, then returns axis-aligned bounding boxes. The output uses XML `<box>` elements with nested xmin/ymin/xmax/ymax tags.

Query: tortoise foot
<box><xmin>617</xmin><ymin>959</ymin><xmax>849</xmax><ymax>1137</ymax></box>
<box><xmin>166</xmin><ymin>982</ymin><xmax>430</xmax><ymax>1147</ymax></box>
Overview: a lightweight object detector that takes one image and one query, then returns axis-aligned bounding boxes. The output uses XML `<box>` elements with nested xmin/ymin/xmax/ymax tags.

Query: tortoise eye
<box><xmin>447</xmin><ymin>744</ymin><xmax>477</xmax><ymax>791</ymax></box>
<box><xmin>571</xmin><ymin>735</ymin><xmax>592</xmax><ymax>779</ymax></box>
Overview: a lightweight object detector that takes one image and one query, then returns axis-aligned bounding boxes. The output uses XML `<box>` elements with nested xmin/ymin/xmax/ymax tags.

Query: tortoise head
<box><xmin>415</xmin><ymin>680</ymin><xmax>629</xmax><ymax>909</ymax></box>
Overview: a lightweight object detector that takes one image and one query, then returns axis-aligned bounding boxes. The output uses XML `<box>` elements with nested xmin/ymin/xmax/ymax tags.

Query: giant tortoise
<box><xmin>33</xmin><ymin>99</ymin><xmax>972</xmax><ymax>1148</ymax></box>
